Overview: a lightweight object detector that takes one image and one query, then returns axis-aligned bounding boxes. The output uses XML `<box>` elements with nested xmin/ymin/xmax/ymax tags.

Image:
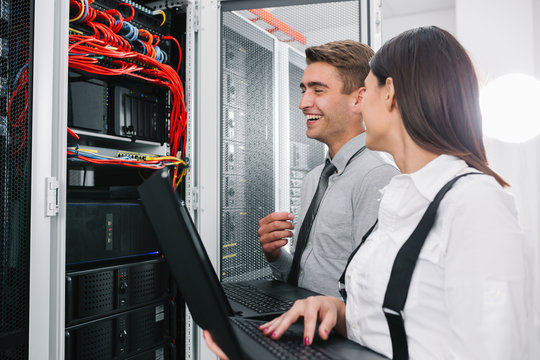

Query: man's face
<box><xmin>299</xmin><ymin>62</ymin><xmax>357</xmax><ymax>148</ymax></box>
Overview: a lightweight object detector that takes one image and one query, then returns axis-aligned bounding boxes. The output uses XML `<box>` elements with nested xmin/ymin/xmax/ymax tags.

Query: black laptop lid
<box><xmin>138</xmin><ymin>170</ymin><xmax>244</xmax><ymax>359</ymax></box>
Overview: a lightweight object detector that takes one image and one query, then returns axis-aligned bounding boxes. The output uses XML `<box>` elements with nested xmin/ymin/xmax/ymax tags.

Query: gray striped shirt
<box><xmin>270</xmin><ymin>133</ymin><xmax>398</xmax><ymax>297</ymax></box>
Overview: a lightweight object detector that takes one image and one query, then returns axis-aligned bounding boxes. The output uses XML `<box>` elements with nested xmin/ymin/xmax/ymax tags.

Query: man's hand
<box><xmin>258</xmin><ymin>212</ymin><xmax>295</xmax><ymax>262</ymax></box>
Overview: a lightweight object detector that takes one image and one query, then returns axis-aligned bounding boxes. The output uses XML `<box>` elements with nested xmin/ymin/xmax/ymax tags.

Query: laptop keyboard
<box><xmin>223</xmin><ymin>282</ymin><xmax>294</xmax><ymax>313</ymax></box>
<box><xmin>231</xmin><ymin>318</ymin><xmax>331</xmax><ymax>359</ymax></box>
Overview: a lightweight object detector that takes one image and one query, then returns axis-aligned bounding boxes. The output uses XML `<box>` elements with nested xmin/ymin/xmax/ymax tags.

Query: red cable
<box><xmin>163</xmin><ymin>35</ymin><xmax>181</xmax><ymax>73</ymax></box>
<box><xmin>67</xmin><ymin>127</ymin><xmax>80</xmax><ymax>139</ymax></box>
<box><xmin>68</xmin><ymin>1</ymin><xmax>188</xmax><ymax>160</ymax></box>
<box><xmin>118</xmin><ymin>2</ymin><xmax>135</xmax><ymax>22</ymax></box>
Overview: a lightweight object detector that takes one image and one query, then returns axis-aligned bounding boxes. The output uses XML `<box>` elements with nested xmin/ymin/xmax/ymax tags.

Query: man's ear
<box><xmin>352</xmin><ymin>87</ymin><xmax>366</xmax><ymax>113</ymax></box>
<box><xmin>385</xmin><ymin>77</ymin><xmax>396</xmax><ymax>111</ymax></box>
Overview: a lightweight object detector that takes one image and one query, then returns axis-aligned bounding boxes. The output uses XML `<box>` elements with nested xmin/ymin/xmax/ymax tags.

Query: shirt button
<box><xmin>307</xmin><ymin>241</ymin><xmax>311</xmax><ymax>246</ymax></box>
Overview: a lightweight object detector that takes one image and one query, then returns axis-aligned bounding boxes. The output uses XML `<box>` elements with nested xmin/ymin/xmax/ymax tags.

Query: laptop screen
<box><xmin>138</xmin><ymin>169</ymin><xmax>244</xmax><ymax>359</ymax></box>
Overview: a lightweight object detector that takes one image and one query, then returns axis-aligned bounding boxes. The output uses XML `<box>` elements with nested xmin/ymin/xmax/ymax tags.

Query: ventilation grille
<box><xmin>75</xmin><ymin>321</ymin><xmax>114</xmax><ymax>360</ymax></box>
<box><xmin>130</xmin><ymin>263</ymin><xmax>162</xmax><ymax>305</ymax></box>
<box><xmin>0</xmin><ymin>345</ymin><xmax>27</xmax><ymax>360</ymax></box>
<box><xmin>0</xmin><ymin>0</ymin><xmax>33</xmax><ymax>358</ymax></box>
<box><xmin>220</xmin><ymin>14</ymin><xmax>274</xmax><ymax>282</ymax></box>
<box><xmin>78</xmin><ymin>271</ymin><xmax>115</xmax><ymax>317</ymax></box>
<box><xmin>124</xmin><ymin>343</ymin><xmax>171</xmax><ymax>360</ymax></box>
<box><xmin>128</xmin><ymin>304</ymin><xmax>168</xmax><ymax>351</ymax></box>
<box><xmin>66</xmin><ymin>301</ymin><xmax>170</xmax><ymax>360</ymax></box>
<box><xmin>66</xmin><ymin>260</ymin><xmax>168</xmax><ymax>323</ymax></box>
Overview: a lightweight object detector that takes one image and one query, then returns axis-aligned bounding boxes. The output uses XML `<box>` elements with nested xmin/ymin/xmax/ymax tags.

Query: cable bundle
<box><xmin>67</xmin><ymin>146</ymin><xmax>186</xmax><ymax>170</ymax></box>
<box><xmin>68</xmin><ymin>0</ymin><xmax>187</xmax><ymax>185</ymax></box>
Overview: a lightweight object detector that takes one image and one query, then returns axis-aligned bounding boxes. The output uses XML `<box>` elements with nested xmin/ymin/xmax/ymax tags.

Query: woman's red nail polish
<box><xmin>323</xmin><ymin>329</ymin><xmax>328</xmax><ymax>335</ymax></box>
<box><xmin>271</xmin><ymin>332</ymin><xmax>277</xmax><ymax>338</ymax></box>
<box><xmin>304</xmin><ymin>336</ymin><xmax>310</xmax><ymax>345</ymax></box>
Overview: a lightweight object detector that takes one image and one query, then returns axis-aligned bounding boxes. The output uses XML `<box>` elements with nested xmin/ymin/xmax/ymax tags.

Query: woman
<box><xmin>205</xmin><ymin>26</ymin><xmax>534</xmax><ymax>359</ymax></box>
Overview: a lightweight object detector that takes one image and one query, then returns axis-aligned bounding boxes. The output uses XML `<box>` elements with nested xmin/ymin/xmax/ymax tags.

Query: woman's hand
<box><xmin>202</xmin><ymin>330</ymin><xmax>229</xmax><ymax>360</ymax></box>
<box><xmin>258</xmin><ymin>296</ymin><xmax>347</xmax><ymax>345</ymax></box>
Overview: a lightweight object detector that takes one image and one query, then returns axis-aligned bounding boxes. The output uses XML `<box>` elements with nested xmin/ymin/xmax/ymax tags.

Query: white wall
<box><xmin>457</xmin><ymin>0</ymin><xmax>535</xmax><ymax>82</ymax></box>
<box><xmin>381</xmin><ymin>8</ymin><xmax>456</xmax><ymax>42</ymax></box>
<box><xmin>535</xmin><ymin>0</ymin><xmax>540</xmax><ymax>77</ymax></box>
<box><xmin>381</xmin><ymin>0</ymin><xmax>540</xmax><ymax>350</ymax></box>
<box><xmin>455</xmin><ymin>0</ymin><xmax>540</xmax><ymax>348</ymax></box>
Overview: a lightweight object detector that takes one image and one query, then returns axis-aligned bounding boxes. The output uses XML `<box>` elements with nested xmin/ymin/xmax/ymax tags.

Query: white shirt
<box><xmin>345</xmin><ymin>155</ymin><xmax>535</xmax><ymax>359</ymax></box>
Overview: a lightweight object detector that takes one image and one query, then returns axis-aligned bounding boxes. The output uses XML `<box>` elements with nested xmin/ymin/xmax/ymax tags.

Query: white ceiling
<box><xmin>383</xmin><ymin>0</ymin><xmax>455</xmax><ymax>18</ymax></box>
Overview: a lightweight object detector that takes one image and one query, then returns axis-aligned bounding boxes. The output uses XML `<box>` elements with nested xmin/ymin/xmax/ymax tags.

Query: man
<box><xmin>258</xmin><ymin>40</ymin><xmax>398</xmax><ymax>298</ymax></box>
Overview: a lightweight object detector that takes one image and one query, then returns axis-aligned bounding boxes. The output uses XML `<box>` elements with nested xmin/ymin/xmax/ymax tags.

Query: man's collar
<box><xmin>326</xmin><ymin>133</ymin><xmax>366</xmax><ymax>174</ymax></box>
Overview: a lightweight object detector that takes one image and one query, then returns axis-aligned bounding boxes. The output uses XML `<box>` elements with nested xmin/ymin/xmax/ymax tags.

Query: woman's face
<box><xmin>361</xmin><ymin>71</ymin><xmax>392</xmax><ymax>152</ymax></box>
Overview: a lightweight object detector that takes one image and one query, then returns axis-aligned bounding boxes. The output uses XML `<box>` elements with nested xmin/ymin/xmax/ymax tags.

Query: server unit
<box><xmin>65</xmin><ymin>299</ymin><xmax>176</xmax><ymax>360</ymax></box>
<box><xmin>66</xmin><ymin>258</ymin><xmax>171</xmax><ymax>325</ymax></box>
<box><xmin>66</xmin><ymin>200</ymin><xmax>160</xmax><ymax>265</ymax></box>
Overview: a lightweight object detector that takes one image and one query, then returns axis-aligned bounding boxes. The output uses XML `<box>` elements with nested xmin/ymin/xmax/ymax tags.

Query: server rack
<box><xmin>63</xmin><ymin>1</ymin><xmax>189</xmax><ymax>358</ymax></box>
<box><xmin>21</xmin><ymin>0</ymin><xmax>193</xmax><ymax>359</ymax></box>
<box><xmin>217</xmin><ymin>0</ymin><xmax>372</xmax><ymax>283</ymax></box>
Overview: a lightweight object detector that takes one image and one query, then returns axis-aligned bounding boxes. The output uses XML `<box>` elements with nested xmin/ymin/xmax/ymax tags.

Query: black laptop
<box><xmin>138</xmin><ymin>170</ymin><xmax>387</xmax><ymax>359</ymax></box>
<box><xmin>139</xmin><ymin>169</ymin><xmax>318</xmax><ymax>318</ymax></box>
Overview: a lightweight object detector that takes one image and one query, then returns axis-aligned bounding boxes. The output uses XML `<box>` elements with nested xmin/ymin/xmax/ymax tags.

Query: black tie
<box><xmin>288</xmin><ymin>159</ymin><xmax>336</xmax><ymax>285</ymax></box>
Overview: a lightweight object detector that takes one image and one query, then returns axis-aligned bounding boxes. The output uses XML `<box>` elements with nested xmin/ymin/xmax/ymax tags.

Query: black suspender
<box><xmin>338</xmin><ymin>219</ymin><xmax>378</xmax><ymax>302</ymax></box>
<box><xmin>338</xmin><ymin>172</ymin><xmax>482</xmax><ymax>360</ymax></box>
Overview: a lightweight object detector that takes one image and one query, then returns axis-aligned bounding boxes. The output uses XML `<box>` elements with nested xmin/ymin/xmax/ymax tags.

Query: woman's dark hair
<box><xmin>370</xmin><ymin>26</ymin><xmax>508</xmax><ymax>186</ymax></box>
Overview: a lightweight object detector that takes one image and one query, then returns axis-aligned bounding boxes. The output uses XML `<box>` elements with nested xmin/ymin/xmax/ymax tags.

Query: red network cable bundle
<box><xmin>68</xmin><ymin>0</ymin><xmax>187</xmax><ymax>186</ymax></box>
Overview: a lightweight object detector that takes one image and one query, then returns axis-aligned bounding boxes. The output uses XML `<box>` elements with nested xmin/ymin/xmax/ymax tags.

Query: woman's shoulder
<box><xmin>444</xmin><ymin>170</ymin><xmax>520</xmax><ymax>221</ymax></box>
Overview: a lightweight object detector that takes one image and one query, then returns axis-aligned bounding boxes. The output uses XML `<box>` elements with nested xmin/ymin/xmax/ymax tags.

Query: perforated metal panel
<box><xmin>220</xmin><ymin>12</ymin><xmax>275</xmax><ymax>281</ymax></box>
<box><xmin>238</xmin><ymin>1</ymin><xmax>362</xmax><ymax>51</ymax></box>
<box><xmin>78</xmin><ymin>271</ymin><xmax>115</xmax><ymax>318</ymax></box>
<box><xmin>128</xmin><ymin>303</ymin><xmax>168</xmax><ymax>351</ymax></box>
<box><xmin>73</xmin><ymin>321</ymin><xmax>114</xmax><ymax>360</ymax></box>
<box><xmin>66</xmin><ymin>259</ymin><xmax>169</xmax><ymax>324</ymax></box>
<box><xmin>124</xmin><ymin>343</ymin><xmax>172</xmax><ymax>360</ymax></box>
<box><xmin>130</xmin><ymin>262</ymin><xmax>165</xmax><ymax>304</ymax></box>
<box><xmin>0</xmin><ymin>0</ymin><xmax>34</xmax><ymax>358</ymax></box>
<box><xmin>65</xmin><ymin>300</ymin><xmax>172</xmax><ymax>360</ymax></box>
<box><xmin>220</xmin><ymin>1</ymin><xmax>362</xmax><ymax>282</ymax></box>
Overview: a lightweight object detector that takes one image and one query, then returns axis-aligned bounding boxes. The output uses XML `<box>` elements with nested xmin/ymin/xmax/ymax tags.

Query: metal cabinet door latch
<box><xmin>46</xmin><ymin>177</ymin><xmax>59</xmax><ymax>217</ymax></box>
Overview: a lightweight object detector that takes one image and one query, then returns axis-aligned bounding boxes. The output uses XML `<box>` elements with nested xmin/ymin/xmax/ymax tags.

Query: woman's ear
<box><xmin>385</xmin><ymin>77</ymin><xmax>396</xmax><ymax>111</ymax></box>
